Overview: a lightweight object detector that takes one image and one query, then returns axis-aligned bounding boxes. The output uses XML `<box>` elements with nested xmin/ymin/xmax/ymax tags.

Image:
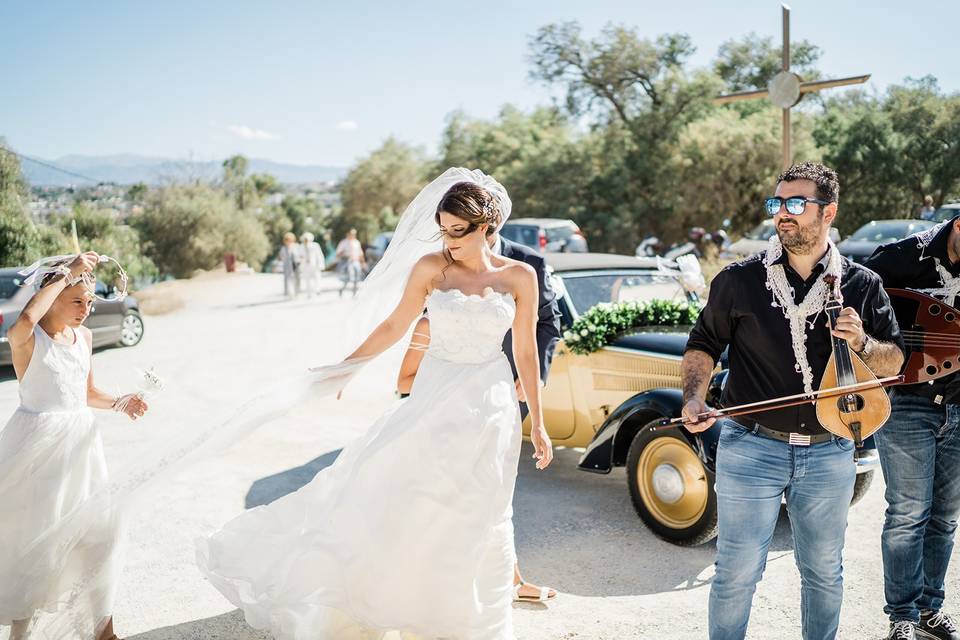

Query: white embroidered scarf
<box><xmin>763</xmin><ymin>234</ymin><xmax>843</xmax><ymax>395</ymax></box>
<box><xmin>913</xmin><ymin>221</ymin><xmax>960</xmax><ymax>301</ymax></box>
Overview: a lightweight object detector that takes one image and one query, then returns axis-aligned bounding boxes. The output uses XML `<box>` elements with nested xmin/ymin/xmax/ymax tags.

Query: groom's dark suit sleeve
<box><xmin>500</xmin><ymin>238</ymin><xmax>562</xmax><ymax>385</ymax></box>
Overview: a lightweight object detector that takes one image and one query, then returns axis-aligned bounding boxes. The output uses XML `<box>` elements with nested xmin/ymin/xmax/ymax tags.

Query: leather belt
<box><xmin>739</xmin><ymin>420</ymin><xmax>834</xmax><ymax>446</ymax></box>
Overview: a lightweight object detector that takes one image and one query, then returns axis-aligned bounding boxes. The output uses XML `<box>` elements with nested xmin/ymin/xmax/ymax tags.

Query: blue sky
<box><xmin>1</xmin><ymin>0</ymin><xmax>956</xmax><ymax>168</ymax></box>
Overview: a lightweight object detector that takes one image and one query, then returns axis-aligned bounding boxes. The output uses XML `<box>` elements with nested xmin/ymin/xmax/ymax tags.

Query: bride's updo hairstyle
<box><xmin>435</xmin><ymin>181</ymin><xmax>502</xmax><ymax>237</ymax></box>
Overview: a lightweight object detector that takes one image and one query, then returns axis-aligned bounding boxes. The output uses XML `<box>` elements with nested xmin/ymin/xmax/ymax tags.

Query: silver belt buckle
<box><xmin>788</xmin><ymin>433</ymin><xmax>812</xmax><ymax>446</ymax></box>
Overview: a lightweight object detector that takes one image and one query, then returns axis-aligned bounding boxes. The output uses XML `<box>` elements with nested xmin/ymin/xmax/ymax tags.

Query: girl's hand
<box><xmin>530</xmin><ymin>424</ymin><xmax>553</xmax><ymax>470</ymax></box>
<box><xmin>69</xmin><ymin>252</ymin><xmax>100</xmax><ymax>279</ymax></box>
<box><xmin>115</xmin><ymin>394</ymin><xmax>149</xmax><ymax>420</ymax></box>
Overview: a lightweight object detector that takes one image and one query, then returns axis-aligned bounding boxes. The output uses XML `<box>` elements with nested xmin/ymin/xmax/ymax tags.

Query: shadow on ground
<box><xmin>245</xmin><ymin>449</ymin><xmax>342</xmax><ymax>508</ymax></box>
<box><xmin>126</xmin><ymin>609</ymin><xmax>270</xmax><ymax>640</ymax></box>
<box><xmin>510</xmin><ymin>442</ymin><xmax>796</xmax><ymax>598</ymax></box>
<box><xmin>239</xmin><ymin>440</ymin><xmax>797</xmax><ymax>600</ymax></box>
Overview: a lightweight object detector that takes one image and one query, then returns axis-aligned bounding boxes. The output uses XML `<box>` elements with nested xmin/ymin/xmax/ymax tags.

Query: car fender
<box><xmin>577</xmin><ymin>388</ymin><xmax>719</xmax><ymax>474</ymax></box>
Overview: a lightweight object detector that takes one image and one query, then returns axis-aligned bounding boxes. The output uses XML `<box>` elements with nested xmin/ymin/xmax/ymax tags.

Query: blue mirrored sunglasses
<box><xmin>764</xmin><ymin>196</ymin><xmax>831</xmax><ymax>216</ymax></box>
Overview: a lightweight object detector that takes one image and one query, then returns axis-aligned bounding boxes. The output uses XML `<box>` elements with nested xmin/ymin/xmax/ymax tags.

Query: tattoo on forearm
<box><xmin>681</xmin><ymin>350</ymin><xmax>715</xmax><ymax>404</ymax></box>
<box><xmin>862</xmin><ymin>340</ymin><xmax>905</xmax><ymax>378</ymax></box>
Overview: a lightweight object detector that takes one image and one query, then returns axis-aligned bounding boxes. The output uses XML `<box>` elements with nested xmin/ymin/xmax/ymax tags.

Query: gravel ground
<box><xmin>2</xmin><ymin>270</ymin><xmax>958</xmax><ymax>640</ymax></box>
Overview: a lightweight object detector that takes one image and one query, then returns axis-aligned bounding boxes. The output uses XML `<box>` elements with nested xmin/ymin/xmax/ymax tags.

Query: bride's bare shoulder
<box><xmin>498</xmin><ymin>259</ymin><xmax>537</xmax><ymax>292</ymax></box>
<box><xmin>411</xmin><ymin>252</ymin><xmax>450</xmax><ymax>278</ymax></box>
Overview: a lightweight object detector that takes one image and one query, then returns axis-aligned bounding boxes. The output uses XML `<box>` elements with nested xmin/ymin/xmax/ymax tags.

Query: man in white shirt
<box><xmin>300</xmin><ymin>232</ymin><xmax>325</xmax><ymax>297</ymax></box>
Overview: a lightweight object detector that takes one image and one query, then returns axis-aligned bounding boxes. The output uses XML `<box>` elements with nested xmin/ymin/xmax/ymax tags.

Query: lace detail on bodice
<box><xmin>19</xmin><ymin>326</ymin><xmax>90</xmax><ymax>413</ymax></box>
<box><xmin>425</xmin><ymin>288</ymin><xmax>516</xmax><ymax>364</ymax></box>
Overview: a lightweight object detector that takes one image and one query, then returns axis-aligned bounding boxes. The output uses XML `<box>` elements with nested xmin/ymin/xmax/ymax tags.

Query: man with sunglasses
<box><xmin>681</xmin><ymin>162</ymin><xmax>905</xmax><ymax>640</ymax></box>
<box><xmin>863</xmin><ymin>215</ymin><xmax>960</xmax><ymax>640</ymax></box>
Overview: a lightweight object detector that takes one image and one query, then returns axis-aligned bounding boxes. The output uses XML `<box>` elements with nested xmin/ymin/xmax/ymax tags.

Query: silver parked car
<box><xmin>837</xmin><ymin>219</ymin><xmax>935</xmax><ymax>264</ymax></box>
<box><xmin>501</xmin><ymin>218</ymin><xmax>588</xmax><ymax>253</ymax></box>
<box><xmin>0</xmin><ymin>268</ymin><xmax>144</xmax><ymax>365</ymax></box>
<box><xmin>932</xmin><ymin>202</ymin><xmax>960</xmax><ymax>222</ymax></box>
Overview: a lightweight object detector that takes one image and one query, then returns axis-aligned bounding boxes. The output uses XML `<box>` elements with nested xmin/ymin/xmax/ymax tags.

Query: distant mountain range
<box><xmin>19</xmin><ymin>153</ymin><xmax>347</xmax><ymax>186</ymax></box>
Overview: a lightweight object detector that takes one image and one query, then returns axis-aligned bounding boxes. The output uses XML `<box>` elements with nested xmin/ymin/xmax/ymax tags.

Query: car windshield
<box><xmin>848</xmin><ymin>221</ymin><xmax>933</xmax><ymax>242</ymax></box>
<box><xmin>0</xmin><ymin>275</ymin><xmax>25</xmax><ymax>300</ymax></box>
<box><xmin>500</xmin><ymin>224</ymin><xmax>539</xmax><ymax>247</ymax></box>
<box><xmin>545</xmin><ymin>225</ymin><xmax>575</xmax><ymax>242</ymax></box>
<box><xmin>932</xmin><ymin>207</ymin><xmax>960</xmax><ymax>223</ymax></box>
<box><xmin>560</xmin><ymin>271</ymin><xmax>688</xmax><ymax>315</ymax></box>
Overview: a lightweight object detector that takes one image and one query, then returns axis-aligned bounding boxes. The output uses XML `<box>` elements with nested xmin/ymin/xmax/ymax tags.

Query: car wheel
<box><xmin>626</xmin><ymin>422</ymin><xmax>718</xmax><ymax>546</ymax></box>
<box><xmin>850</xmin><ymin>470</ymin><xmax>874</xmax><ymax>507</ymax></box>
<box><xmin>117</xmin><ymin>311</ymin><xmax>144</xmax><ymax>347</ymax></box>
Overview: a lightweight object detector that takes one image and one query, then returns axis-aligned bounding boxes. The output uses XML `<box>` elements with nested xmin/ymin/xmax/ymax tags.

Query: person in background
<box><xmin>336</xmin><ymin>229</ymin><xmax>366</xmax><ymax>298</ymax></box>
<box><xmin>921</xmin><ymin>195</ymin><xmax>937</xmax><ymax>221</ymax></box>
<box><xmin>300</xmin><ymin>232</ymin><xmax>325</xmax><ymax>298</ymax></box>
<box><xmin>865</xmin><ymin>214</ymin><xmax>960</xmax><ymax>640</ymax></box>
<box><xmin>279</xmin><ymin>232</ymin><xmax>303</xmax><ymax>298</ymax></box>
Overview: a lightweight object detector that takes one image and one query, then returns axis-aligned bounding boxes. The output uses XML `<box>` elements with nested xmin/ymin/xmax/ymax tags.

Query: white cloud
<box><xmin>227</xmin><ymin>124</ymin><xmax>277</xmax><ymax>141</ymax></box>
<box><xmin>336</xmin><ymin>120</ymin><xmax>359</xmax><ymax>131</ymax></box>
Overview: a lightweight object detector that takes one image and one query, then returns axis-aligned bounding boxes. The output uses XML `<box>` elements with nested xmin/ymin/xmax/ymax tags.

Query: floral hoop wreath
<box><xmin>18</xmin><ymin>254</ymin><xmax>130</xmax><ymax>302</ymax></box>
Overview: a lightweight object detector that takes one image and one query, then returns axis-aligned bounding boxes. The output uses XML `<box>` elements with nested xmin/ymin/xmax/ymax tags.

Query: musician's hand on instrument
<box><xmin>682</xmin><ymin>399</ymin><xmax>716</xmax><ymax>433</ymax></box>
<box><xmin>832</xmin><ymin>307</ymin><xmax>866</xmax><ymax>352</ymax></box>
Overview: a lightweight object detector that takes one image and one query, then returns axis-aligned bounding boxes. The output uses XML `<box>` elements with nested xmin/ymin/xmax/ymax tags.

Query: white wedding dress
<box><xmin>197</xmin><ymin>288</ymin><xmax>522</xmax><ymax>640</ymax></box>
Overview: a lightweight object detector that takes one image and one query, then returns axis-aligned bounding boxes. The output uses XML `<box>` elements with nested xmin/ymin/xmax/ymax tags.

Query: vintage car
<box><xmin>524</xmin><ymin>253</ymin><xmax>879</xmax><ymax>546</ymax></box>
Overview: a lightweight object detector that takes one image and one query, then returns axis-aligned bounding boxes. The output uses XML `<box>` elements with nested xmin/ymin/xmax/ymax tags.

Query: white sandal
<box><xmin>512</xmin><ymin>580</ymin><xmax>556</xmax><ymax>602</ymax></box>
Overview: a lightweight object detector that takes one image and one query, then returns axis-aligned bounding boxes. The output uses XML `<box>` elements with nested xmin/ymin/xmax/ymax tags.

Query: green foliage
<box><xmin>0</xmin><ymin>143</ymin><xmax>65</xmax><ymax>266</ymax></box>
<box><xmin>222</xmin><ymin>154</ymin><xmax>257</xmax><ymax>210</ymax></box>
<box><xmin>133</xmin><ymin>183</ymin><xmax>269</xmax><ymax>278</ymax></box>
<box><xmin>667</xmin><ymin>106</ymin><xmax>819</xmax><ymax>237</ymax></box>
<box><xmin>224</xmin><ymin>212</ymin><xmax>271</xmax><ymax>271</ymax></box>
<box><xmin>815</xmin><ymin>78</ymin><xmax>960</xmax><ymax>233</ymax></box>
<box><xmin>251</xmin><ymin>173</ymin><xmax>281</xmax><ymax>197</ymax></box>
<box><xmin>529</xmin><ymin>24</ymin><xmax>720</xmax><ymax>147</ymax></box>
<box><xmin>258</xmin><ymin>206</ymin><xmax>295</xmax><ymax>251</ymax></box>
<box><xmin>0</xmin><ymin>142</ymin><xmax>28</xmax><ymax>201</ymax></box>
<box><xmin>527</xmin><ymin>22</ymin><xmax>722</xmax><ymax>252</ymax></box>
<box><xmin>564</xmin><ymin>299</ymin><xmax>702</xmax><ymax>355</ymax></box>
<box><xmin>51</xmin><ymin>204</ymin><xmax>158</xmax><ymax>286</ymax></box>
<box><xmin>281</xmin><ymin>196</ymin><xmax>326</xmax><ymax>238</ymax></box>
<box><xmin>435</xmin><ymin>106</ymin><xmax>592</xmax><ymax>221</ymax></box>
<box><xmin>714</xmin><ymin>33</ymin><xmax>822</xmax><ymax>93</ymax></box>
<box><xmin>127</xmin><ymin>182</ymin><xmax>148</xmax><ymax>204</ymax></box>
<box><xmin>256</xmin><ymin>195</ymin><xmax>330</xmax><ymax>257</ymax></box>
<box><xmin>337</xmin><ymin>138</ymin><xmax>429</xmax><ymax>242</ymax></box>
<box><xmin>0</xmin><ymin>199</ymin><xmax>41</xmax><ymax>267</ymax></box>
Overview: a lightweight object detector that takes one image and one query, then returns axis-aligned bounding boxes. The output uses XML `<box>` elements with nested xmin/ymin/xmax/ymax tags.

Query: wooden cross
<box><xmin>714</xmin><ymin>4</ymin><xmax>871</xmax><ymax>169</ymax></box>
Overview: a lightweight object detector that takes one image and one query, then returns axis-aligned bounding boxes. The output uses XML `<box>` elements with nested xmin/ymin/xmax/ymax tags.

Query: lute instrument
<box><xmin>814</xmin><ymin>275</ymin><xmax>891</xmax><ymax>446</ymax></box>
<box><xmin>887</xmin><ymin>288</ymin><xmax>960</xmax><ymax>384</ymax></box>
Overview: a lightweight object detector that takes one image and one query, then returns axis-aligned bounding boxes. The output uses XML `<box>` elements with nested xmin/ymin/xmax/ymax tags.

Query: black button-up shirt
<box><xmin>686</xmin><ymin>248</ymin><xmax>904</xmax><ymax>435</ymax></box>
<box><xmin>865</xmin><ymin>216</ymin><xmax>960</xmax><ymax>403</ymax></box>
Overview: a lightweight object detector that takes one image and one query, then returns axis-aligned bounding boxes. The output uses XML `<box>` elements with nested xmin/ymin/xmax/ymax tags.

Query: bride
<box><xmin>196</xmin><ymin>169</ymin><xmax>553</xmax><ymax>640</ymax></box>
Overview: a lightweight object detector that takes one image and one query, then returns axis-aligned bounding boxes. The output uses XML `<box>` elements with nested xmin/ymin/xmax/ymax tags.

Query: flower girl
<box><xmin>0</xmin><ymin>252</ymin><xmax>148</xmax><ymax>640</ymax></box>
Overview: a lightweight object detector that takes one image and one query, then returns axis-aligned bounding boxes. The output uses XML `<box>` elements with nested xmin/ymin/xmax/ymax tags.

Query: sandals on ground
<box><xmin>512</xmin><ymin>580</ymin><xmax>557</xmax><ymax>603</ymax></box>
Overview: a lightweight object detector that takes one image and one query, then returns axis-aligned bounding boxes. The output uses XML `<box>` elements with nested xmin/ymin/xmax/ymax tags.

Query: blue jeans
<box><xmin>875</xmin><ymin>391</ymin><xmax>960</xmax><ymax>622</ymax></box>
<box><xmin>709</xmin><ymin>420</ymin><xmax>856</xmax><ymax>640</ymax></box>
